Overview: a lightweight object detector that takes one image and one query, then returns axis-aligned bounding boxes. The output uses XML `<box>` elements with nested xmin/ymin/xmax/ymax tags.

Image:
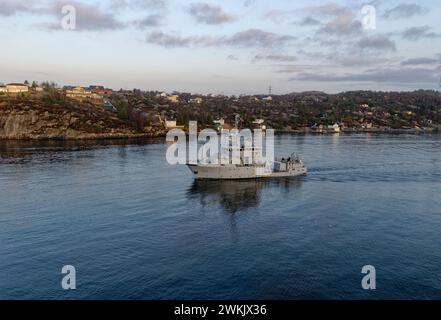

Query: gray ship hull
<box><xmin>187</xmin><ymin>163</ymin><xmax>307</xmax><ymax>180</ymax></box>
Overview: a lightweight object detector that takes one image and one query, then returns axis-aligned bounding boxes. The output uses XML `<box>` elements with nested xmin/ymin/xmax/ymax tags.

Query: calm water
<box><xmin>0</xmin><ymin>134</ymin><xmax>440</xmax><ymax>300</ymax></box>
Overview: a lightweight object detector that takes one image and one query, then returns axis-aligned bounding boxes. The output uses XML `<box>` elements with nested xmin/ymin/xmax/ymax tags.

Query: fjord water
<box><xmin>0</xmin><ymin>134</ymin><xmax>440</xmax><ymax>300</ymax></box>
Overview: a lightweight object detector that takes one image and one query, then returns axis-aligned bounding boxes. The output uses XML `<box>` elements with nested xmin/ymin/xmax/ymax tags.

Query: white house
<box><xmin>0</xmin><ymin>86</ymin><xmax>7</xmax><ymax>93</ymax></box>
<box><xmin>327</xmin><ymin>123</ymin><xmax>341</xmax><ymax>133</ymax></box>
<box><xmin>6</xmin><ymin>83</ymin><xmax>29</xmax><ymax>94</ymax></box>
<box><xmin>213</xmin><ymin>118</ymin><xmax>225</xmax><ymax>126</ymax></box>
<box><xmin>253</xmin><ymin>119</ymin><xmax>267</xmax><ymax>130</ymax></box>
<box><xmin>190</xmin><ymin>97</ymin><xmax>203</xmax><ymax>104</ymax></box>
<box><xmin>165</xmin><ymin>120</ymin><xmax>177</xmax><ymax>128</ymax></box>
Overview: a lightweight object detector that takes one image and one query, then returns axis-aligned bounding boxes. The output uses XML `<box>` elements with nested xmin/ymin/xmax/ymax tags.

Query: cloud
<box><xmin>276</xmin><ymin>65</ymin><xmax>318</xmax><ymax>74</ymax></box>
<box><xmin>402</xmin><ymin>26</ymin><xmax>441</xmax><ymax>41</ymax></box>
<box><xmin>146</xmin><ymin>31</ymin><xmax>217</xmax><ymax>48</ymax></box>
<box><xmin>295</xmin><ymin>49</ymin><xmax>394</xmax><ymax>68</ymax></box>
<box><xmin>225</xmin><ymin>29</ymin><xmax>295</xmax><ymax>48</ymax></box>
<box><xmin>40</xmin><ymin>1</ymin><xmax>125</xmax><ymax>31</ymax></box>
<box><xmin>383</xmin><ymin>4</ymin><xmax>429</xmax><ymax>19</ymax></box>
<box><xmin>0</xmin><ymin>0</ymin><xmax>42</xmax><ymax>16</ymax></box>
<box><xmin>111</xmin><ymin>0</ymin><xmax>168</xmax><ymax>10</ymax></box>
<box><xmin>146</xmin><ymin>29</ymin><xmax>295</xmax><ymax>48</ymax></box>
<box><xmin>227</xmin><ymin>54</ymin><xmax>239</xmax><ymax>61</ymax></box>
<box><xmin>291</xmin><ymin>68</ymin><xmax>438</xmax><ymax>84</ymax></box>
<box><xmin>316</xmin><ymin>13</ymin><xmax>362</xmax><ymax>37</ymax></box>
<box><xmin>263</xmin><ymin>9</ymin><xmax>287</xmax><ymax>21</ymax></box>
<box><xmin>243</xmin><ymin>0</ymin><xmax>256</xmax><ymax>8</ymax></box>
<box><xmin>333</xmin><ymin>55</ymin><xmax>392</xmax><ymax>67</ymax></box>
<box><xmin>189</xmin><ymin>3</ymin><xmax>236</xmax><ymax>25</ymax></box>
<box><xmin>303</xmin><ymin>4</ymin><xmax>362</xmax><ymax>37</ymax></box>
<box><xmin>298</xmin><ymin>16</ymin><xmax>322</xmax><ymax>26</ymax></box>
<box><xmin>401</xmin><ymin>57</ymin><xmax>440</xmax><ymax>66</ymax></box>
<box><xmin>253</xmin><ymin>54</ymin><xmax>297</xmax><ymax>62</ymax></box>
<box><xmin>2</xmin><ymin>0</ymin><xmax>164</xmax><ymax>31</ymax></box>
<box><xmin>133</xmin><ymin>14</ymin><xmax>163</xmax><ymax>28</ymax></box>
<box><xmin>305</xmin><ymin>3</ymin><xmax>349</xmax><ymax>17</ymax></box>
<box><xmin>356</xmin><ymin>35</ymin><xmax>396</xmax><ymax>52</ymax></box>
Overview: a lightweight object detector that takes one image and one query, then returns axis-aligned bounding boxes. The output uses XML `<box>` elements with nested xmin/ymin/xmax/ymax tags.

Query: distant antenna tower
<box><xmin>438</xmin><ymin>72</ymin><xmax>441</xmax><ymax>91</ymax></box>
<box><xmin>268</xmin><ymin>85</ymin><xmax>272</xmax><ymax>96</ymax></box>
<box><xmin>438</xmin><ymin>63</ymin><xmax>441</xmax><ymax>91</ymax></box>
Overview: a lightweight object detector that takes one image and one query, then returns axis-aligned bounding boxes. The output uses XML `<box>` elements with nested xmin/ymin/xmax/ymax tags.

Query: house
<box><xmin>103</xmin><ymin>100</ymin><xmax>117</xmax><ymax>112</ymax></box>
<box><xmin>212</xmin><ymin>118</ymin><xmax>225</xmax><ymax>131</ymax></box>
<box><xmin>252</xmin><ymin>119</ymin><xmax>266</xmax><ymax>130</ymax></box>
<box><xmin>89</xmin><ymin>85</ymin><xmax>113</xmax><ymax>95</ymax></box>
<box><xmin>165</xmin><ymin>120</ymin><xmax>185</xmax><ymax>129</ymax></box>
<box><xmin>213</xmin><ymin>118</ymin><xmax>225</xmax><ymax>126</ymax></box>
<box><xmin>262</xmin><ymin>96</ymin><xmax>273</xmax><ymax>101</ymax></box>
<box><xmin>167</xmin><ymin>95</ymin><xmax>179</xmax><ymax>103</ymax></box>
<box><xmin>362</xmin><ymin>123</ymin><xmax>373</xmax><ymax>129</ymax></box>
<box><xmin>189</xmin><ymin>97</ymin><xmax>203</xmax><ymax>104</ymax></box>
<box><xmin>88</xmin><ymin>85</ymin><xmax>104</xmax><ymax>91</ymax></box>
<box><xmin>327</xmin><ymin>123</ymin><xmax>341</xmax><ymax>133</ymax></box>
<box><xmin>165</xmin><ymin>120</ymin><xmax>177</xmax><ymax>128</ymax></box>
<box><xmin>0</xmin><ymin>86</ymin><xmax>6</xmax><ymax>93</ymax></box>
<box><xmin>6</xmin><ymin>83</ymin><xmax>29</xmax><ymax>94</ymax></box>
<box><xmin>94</xmin><ymin>88</ymin><xmax>113</xmax><ymax>95</ymax></box>
<box><xmin>65</xmin><ymin>86</ymin><xmax>103</xmax><ymax>104</ymax></box>
<box><xmin>66</xmin><ymin>86</ymin><xmax>89</xmax><ymax>98</ymax></box>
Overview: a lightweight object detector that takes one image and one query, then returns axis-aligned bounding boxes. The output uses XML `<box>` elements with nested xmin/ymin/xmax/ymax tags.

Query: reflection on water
<box><xmin>188</xmin><ymin>177</ymin><xmax>304</xmax><ymax>214</ymax></box>
<box><xmin>0</xmin><ymin>138</ymin><xmax>164</xmax><ymax>164</ymax></box>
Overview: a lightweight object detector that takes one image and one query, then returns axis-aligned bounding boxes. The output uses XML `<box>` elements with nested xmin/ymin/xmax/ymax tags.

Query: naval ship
<box><xmin>186</xmin><ymin>115</ymin><xmax>307</xmax><ymax>180</ymax></box>
<box><xmin>187</xmin><ymin>154</ymin><xmax>307</xmax><ymax>180</ymax></box>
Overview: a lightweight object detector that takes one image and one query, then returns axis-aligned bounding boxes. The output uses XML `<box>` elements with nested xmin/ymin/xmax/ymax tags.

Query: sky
<box><xmin>0</xmin><ymin>0</ymin><xmax>440</xmax><ymax>95</ymax></box>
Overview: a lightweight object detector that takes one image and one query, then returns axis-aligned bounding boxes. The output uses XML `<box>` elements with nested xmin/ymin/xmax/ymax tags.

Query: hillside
<box><xmin>0</xmin><ymin>96</ymin><xmax>152</xmax><ymax>140</ymax></box>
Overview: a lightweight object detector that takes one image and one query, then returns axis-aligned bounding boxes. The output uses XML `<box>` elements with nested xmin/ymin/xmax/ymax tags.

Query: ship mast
<box><xmin>235</xmin><ymin>114</ymin><xmax>241</xmax><ymax>130</ymax></box>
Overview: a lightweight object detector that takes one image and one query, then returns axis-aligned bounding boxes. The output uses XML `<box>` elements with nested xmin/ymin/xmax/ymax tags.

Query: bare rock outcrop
<box><xmin>0</xmin><ymin>97</ymin><xmax>157</xmax><ymax>140</ymax></box>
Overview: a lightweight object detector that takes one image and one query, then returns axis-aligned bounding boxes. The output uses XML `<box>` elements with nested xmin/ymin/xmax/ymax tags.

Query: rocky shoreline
<box><xmin>1</xmin><ymin>96</ymin><xmax>439</xmax><ymax>141</ymax></box>
<box><xmin>0</xmin><ymin>97</ymin><xmax>167</xmax><ymax>140</ymax></box>
<box><xmin>277</xmin><ymin>128</ymin><xmax>440</xmax><ymax>135</ymax></box>
<box><xmin>2</xmin><ymin>128</ymin><xmax>439</xmax><ymax>141</ymax></box>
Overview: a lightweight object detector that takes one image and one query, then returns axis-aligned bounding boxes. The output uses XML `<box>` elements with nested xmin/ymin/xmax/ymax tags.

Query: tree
<box><xmin>114</xmin><ymin>100</ymin><xmax>130</xmax><ymax>121</ymax></box>
<box><xmin>41</xmin><ymin>81</ymin><xmax>58</xmax><ymax>90</ymax></box>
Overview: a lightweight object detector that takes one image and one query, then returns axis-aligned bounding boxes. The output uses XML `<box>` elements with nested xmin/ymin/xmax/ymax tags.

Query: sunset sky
<box><xmin>1</xmin><ymin>0</ymin><xmax>440</xmax><ymax>94</ymax></box>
